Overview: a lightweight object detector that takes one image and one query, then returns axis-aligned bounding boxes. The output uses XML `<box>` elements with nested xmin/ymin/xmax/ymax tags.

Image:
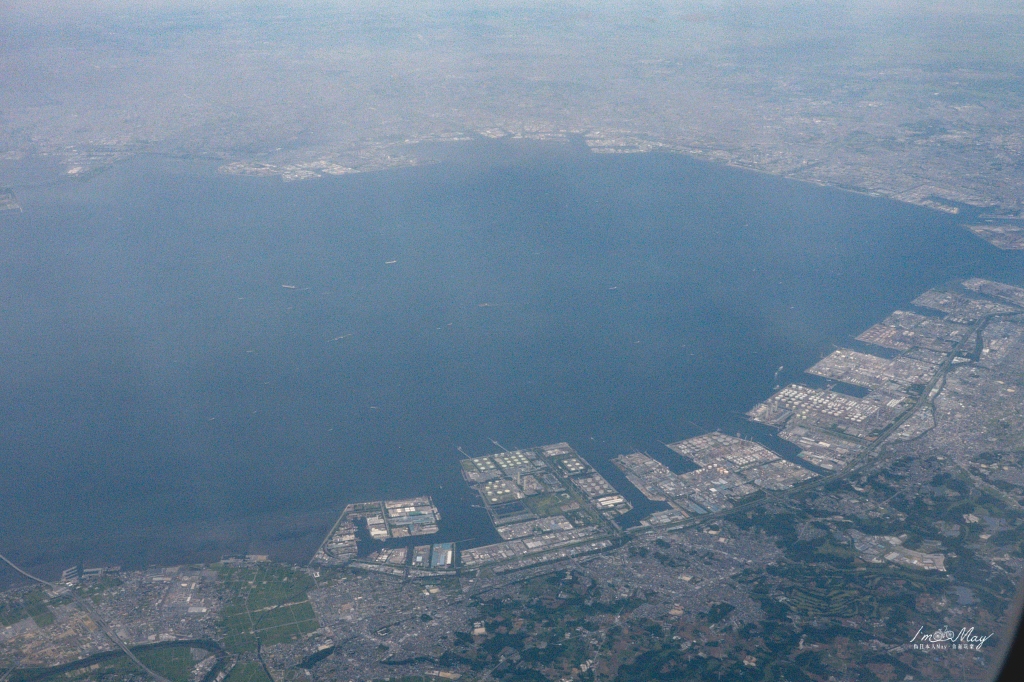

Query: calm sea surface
<box><xmin>2</xmin><ymin>142</ymin><xmax>1022</xmax><ymax>580</ymax></box>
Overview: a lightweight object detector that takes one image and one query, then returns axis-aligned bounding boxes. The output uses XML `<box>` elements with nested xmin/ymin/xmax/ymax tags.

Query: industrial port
<box><xmin>302</xmin><ymin>280</ymin><xmax>1024</xmax><ymax>578</ymax></box>
<box><xmin>458</xmin><ymin>443</ymin><xmax>630</xmax><ymax>572</ymax></box>
<box><xmin>310</xmin><ymin>497</ymin><xmax>442</xmax><ymax>572</ymax></box>
<box><xmin>5</xmin><ymin>279</ymin><xmax>1024</xmax><ymax>680</ymax></box>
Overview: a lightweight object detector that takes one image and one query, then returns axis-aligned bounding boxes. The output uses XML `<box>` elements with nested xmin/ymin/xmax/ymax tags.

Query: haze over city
<box><xmin>2</xmin><ymin>3</ymin><xmax>1024</xmax><ymax>682</ymax></box>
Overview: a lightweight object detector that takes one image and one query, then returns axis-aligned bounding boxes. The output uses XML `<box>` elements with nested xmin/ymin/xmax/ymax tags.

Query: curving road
<box><xmin>0</xmin><ymin>552</ymin><xmax>171</xmax><ymax>682</ymax></box>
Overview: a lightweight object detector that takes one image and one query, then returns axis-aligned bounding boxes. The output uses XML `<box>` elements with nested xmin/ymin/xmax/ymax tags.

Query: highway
<box><xmin>625</xmin><ymin>310</ymin><xmax>1016</xmax><ymax>537</ymax></box>
<box><xmin>0</xmin><ymin>552</ymin><xmax>172</xmax><ymax>682</ymax></box>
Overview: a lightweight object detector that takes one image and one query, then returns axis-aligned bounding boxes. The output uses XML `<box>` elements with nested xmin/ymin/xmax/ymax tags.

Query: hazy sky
<box><xmin>3</xmin><ymin>0</ymin><xmax>1023</xmax><ymax>208</ymax></box>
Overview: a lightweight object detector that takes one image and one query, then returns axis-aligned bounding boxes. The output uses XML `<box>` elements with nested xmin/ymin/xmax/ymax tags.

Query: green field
<box><xmin>224</xmin><ymin>663</ymin><xmax>273</xmax><ymax>682</ymax></box>
<box><xmin>9</xmin><ymin>644</ymin><xmax>204</xmax><ymax>682</ymax></box>
<box><xmin>525</xmin><ymin>491</ymin><xmax>598</xmax><ymax>526</ymax></box>
<box><xmin>1</xmin><ymin>590</ymin><xmax>56</xmax><ymax>628</ymax></box>
<box><xmin>0</xmin><ymin>601</ymin><xmax>28</xmax><ymax>626</ymax></box>
<box><xmin>134</xmin><ymin>647</ymin><xmax>195</xmax><ymax>682</ymax></box>
<box><xmin>25</xmin><ymin>602</ymin><xmax>54</xmax><ymax>628</ymax></box>
<box><xmin>217</xmin><ymin>564</ymin><xmax>320</xmax><ymax>653</ymax></box>
<box><xmin>525</xmin><ymin>493</ymin><xmax>572</xmax><ymax>518</ymax></box>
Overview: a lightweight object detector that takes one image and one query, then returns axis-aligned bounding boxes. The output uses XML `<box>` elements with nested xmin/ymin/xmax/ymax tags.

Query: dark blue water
<box><xmin>1</xmin><ymin>141</ymin><xmax>1021</xmax><ymax>579</ymax></box>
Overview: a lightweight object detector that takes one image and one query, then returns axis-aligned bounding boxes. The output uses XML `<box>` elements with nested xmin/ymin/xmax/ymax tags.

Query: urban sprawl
<box><xmin>3</xmin><ymin>278</ymin><xmax>1024</xmax><ymax>681</ymax></box>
